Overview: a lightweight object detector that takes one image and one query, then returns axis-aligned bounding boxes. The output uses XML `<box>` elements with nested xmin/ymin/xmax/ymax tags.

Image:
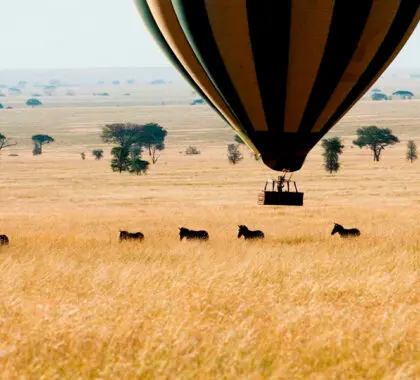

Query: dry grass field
<box><xmin>0</xmin><ymin>90</ymin><xmax>419</xmax><ymax>378</ymax></box>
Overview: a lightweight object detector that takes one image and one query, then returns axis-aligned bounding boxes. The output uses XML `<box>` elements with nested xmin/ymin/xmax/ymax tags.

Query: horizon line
<box><xmin>0</xmin><ymin>65</ymin><xmax>174</xmax><ymax>71</ymax></box>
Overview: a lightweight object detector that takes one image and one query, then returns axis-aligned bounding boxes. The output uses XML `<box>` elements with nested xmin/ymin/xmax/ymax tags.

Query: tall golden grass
<box><xmin>0</xmin><ymin>98</ymin><xmax>419</xmax><ymax>378</ymax></box>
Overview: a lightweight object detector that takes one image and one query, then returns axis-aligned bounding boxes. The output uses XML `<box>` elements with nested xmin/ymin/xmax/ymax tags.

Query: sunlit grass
<box><xmin>0</xmin><ymin>210</ymin><xmax>418</xmax><ymax>378</ymax></box>
<box><xmin>0</xmin><ymin>99</ymin><xmax>419</xmax><ymax>378</ymax></box>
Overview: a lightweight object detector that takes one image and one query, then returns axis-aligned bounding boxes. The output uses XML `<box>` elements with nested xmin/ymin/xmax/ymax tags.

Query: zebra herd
<box><xmin>119</xmin><ymin>225</ymin><xmax>263</xmax><ymax>242</ymax></box>
<box><xmin>0</xmin><ymin>224</ymin><xmax>361</xmax><ymax>247</ymax></box>
<box><xmin>117</xmin><ymin>223</ymin><xmax>360</xmax><ymax>242</ymax></box>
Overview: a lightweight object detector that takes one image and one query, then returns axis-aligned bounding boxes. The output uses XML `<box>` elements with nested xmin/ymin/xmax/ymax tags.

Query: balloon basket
<box><xmin>258</xmin><ymin>173</ymin><xmax>304</xmax><ymax>206</ymax></box>
<box><xmin>258</xmin><ymin>191</ymin><xmax>304</xmax><ymax>206</ymax></box>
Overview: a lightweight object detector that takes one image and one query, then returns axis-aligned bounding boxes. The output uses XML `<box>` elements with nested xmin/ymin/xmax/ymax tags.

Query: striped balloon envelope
<box><xmin>135</xmin><ymin>0</ymin><xmax>419</xmax><ymax>172</ymax></box>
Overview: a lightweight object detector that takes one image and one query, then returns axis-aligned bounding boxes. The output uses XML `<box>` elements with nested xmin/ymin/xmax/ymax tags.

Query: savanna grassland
<box><xmin>0</xmin><ymin>85</ymin><xmax>419</xmax><ymax>379</ymax></box>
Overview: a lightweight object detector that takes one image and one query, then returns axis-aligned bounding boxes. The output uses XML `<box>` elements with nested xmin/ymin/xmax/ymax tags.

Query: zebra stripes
<box><xmin>136</xmin><ymin>0</ymin><xmax>419</xmax><ymax>171</ymax></box>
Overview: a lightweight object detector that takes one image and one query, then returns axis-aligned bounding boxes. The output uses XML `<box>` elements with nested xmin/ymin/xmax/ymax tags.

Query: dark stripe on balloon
<box><xmin>247</xmin><ymin>0</ymin><xmax>291</xmax><ymax>134</ymax></box>
<box><xmin>320</xmin><ymin>0</ymin><xmax>419</xmax><ymax>135</ymax></box>
<box><xmin>170</xmin><ymin>0</ymin><xmax>256</xmax><ymax>137</ymax></box>
<box><xmin>298</xmin><ymin>1</ymin><xmax>373</xmax><ymax>133</ymax></box>
<box><xmin>134</xmin><ymin>0</ymin><xmax>228</xmax><ymax>124</ymax></box>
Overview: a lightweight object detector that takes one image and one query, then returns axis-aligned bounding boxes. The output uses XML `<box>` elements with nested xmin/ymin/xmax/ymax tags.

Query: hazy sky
<box><xmin>0</xmin><ymin>0</ymin><xmax>418</xmax><ymax>70</ymax></box>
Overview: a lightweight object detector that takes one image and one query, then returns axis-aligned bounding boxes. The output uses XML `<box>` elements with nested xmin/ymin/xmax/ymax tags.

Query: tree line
<box><xmin>1</xmin><ymin>124</ymin><xmax>418</xmax><ymax>173</ymax></box>
<box><xmin>231</xmin><ymin>125</ymin><xmax>417</xmax><ymax>172</ymax></box>
<box><xmin>320</xmin><ymin>126</ymin><xmax>416</xmax><ymax>173</ymax></box>
<box><xmin>0</xmin><ymin>122</ymin><xmax>168</xmax><ymax>176</ymax></box>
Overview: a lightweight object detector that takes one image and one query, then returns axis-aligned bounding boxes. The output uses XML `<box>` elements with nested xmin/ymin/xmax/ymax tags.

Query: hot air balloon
<box><xmin>135</xmin><ymin>0</ymin><xmax>419</xmax><ymax>204</ymax></box>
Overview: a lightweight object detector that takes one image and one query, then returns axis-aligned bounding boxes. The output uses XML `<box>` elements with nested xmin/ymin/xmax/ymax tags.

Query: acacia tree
<box><xmin>0</xmin><ymin>133</ymin><xmax>17</xmax><ymax>153</ymax></box>
<box><xmin>141</xmin><ymin>123</ymin><xmax>168</xmax><ymax>164</ymax></box>
<box><xmin>227</xmin><ymin>144</ymin><xmax>243</xmax><ymax>164</ymax></box>
<box><xmin>110</xmin><ymin>147</ymin><xmax>130</xmax><ymax>173</ymax></box>
<box><xmin>101</xmin><ymin>123</ymin><xmax>142</xmax><ymax>147</ymax></box>
<box><xmin>101</xmin><ymin>123</ymin><xmax>167</xmax><ymax>158</ymax></box>
<box><xmin>26</xmin><ymin>98</ymin><xmax>43</xmax><ymax>107</ymax></box>
<box><xmin>129</xmin><ymin>144</ymin><xmax>142</xmax><ymax>158</ymax></box>
<box><xmin>234</xmin><ymin>133</ymin><xmax>260</xmax><ymax>160</ymax></box>
<box><xmin>103</xmin><ymin>124</ymin><xmax>141</xmax><ymax>174</ymax></box>
<box><xmin>101</xmin><ymin>123</ymin><xmax>165</xmax><ymax>173</ymax></box>
<box><xmin>321</xmin><ymin>137</ymin><xmax>344</xmax><ymax>173</ymax></box>
<box><xmin>353</xmin><ymin>126</ymin><xmax>399</xmax><ymax>162</ymax></box>
<box><xmin>128</xmin><ymin>144</ymin><xmax>149</xmax><ymax>175</ymax></box>
<box><xmin>32</xmin><ymin>134</ymin><xmax>54</xmax><ymax>155</ymax></box>
<box><xmin>406</xmin><ymin>140</ymin><xmax>417</xmax><ymax>163</ymax></box>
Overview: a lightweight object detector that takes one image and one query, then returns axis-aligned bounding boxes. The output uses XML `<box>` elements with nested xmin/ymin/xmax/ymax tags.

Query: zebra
<box><xmin>0</xmin><ymin>235</ymin><xmax>9</xmax><ymax>246</ymax></box>
<box><xmin>237</xmin><ymin>225</ymin><xmax>264</xmax><ymax>240</ymax></box>
<box><xmin>119</xmin><ymin>230</ymin><xmax>144</xmax><ymax>242</ymax></box>
<box><xmin>331</xmin><ymin>223</ymin><xmax>361</xmax><ymax>238</ymax></box>
<box><xmin>179</xmin><ymin>227</ymin><xmax>209</xmax><ymax>241</ymax></box>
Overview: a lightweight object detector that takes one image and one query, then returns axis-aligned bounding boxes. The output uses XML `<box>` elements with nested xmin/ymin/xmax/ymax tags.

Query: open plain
<box><xmin>0</xmin><ymin>82</ymin><xmax>419</xmax><ymax>378</ymax></box>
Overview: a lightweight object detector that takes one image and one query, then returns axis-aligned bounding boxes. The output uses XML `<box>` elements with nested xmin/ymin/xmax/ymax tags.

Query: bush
<box><xmin>92</xmin><ymin>149</ymin><xmax>104</xmax><ymax>160</ymax></box>
<box><xmin>406</xmin><ymin>140</ymin><xmax>417</xmax><ymax>163</ymax></box>
<box><xmin>185</xmin><ymin>146</ymin><xmax>201</xmax><ymax>155</ymax></box>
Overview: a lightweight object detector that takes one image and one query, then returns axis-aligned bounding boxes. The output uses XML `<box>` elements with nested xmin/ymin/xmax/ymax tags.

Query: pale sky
<box><xmin>0</xmin><ymin>0</ymin><xmax>418</xmax><ymax>70</ymax></box>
